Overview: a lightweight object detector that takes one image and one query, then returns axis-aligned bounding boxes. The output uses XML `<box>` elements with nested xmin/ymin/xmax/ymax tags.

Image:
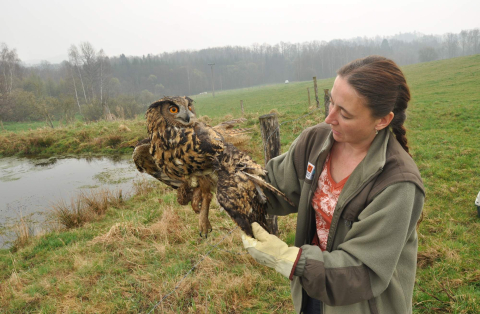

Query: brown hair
<box><xmin>337</xmin><ymin>55</ymin><xmax>410</xmax><ymax>155</ymax></box>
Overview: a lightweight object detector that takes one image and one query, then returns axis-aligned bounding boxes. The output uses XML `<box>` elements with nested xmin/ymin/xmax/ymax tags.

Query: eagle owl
<box><xmin>133</xmin><ymin>96</ymin><xmax>292</xmax><ymax>237</ymax></box>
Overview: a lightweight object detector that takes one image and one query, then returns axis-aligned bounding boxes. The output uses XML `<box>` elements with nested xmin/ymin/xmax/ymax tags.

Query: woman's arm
<box><xmin>263</xmin><ymin>138</ymin><xmax>302</xmax><ymax>216</ymax></box>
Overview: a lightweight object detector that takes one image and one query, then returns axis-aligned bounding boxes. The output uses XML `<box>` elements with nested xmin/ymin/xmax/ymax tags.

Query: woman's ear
<box><xmin>376</xmin><ymin>112</ymin><xmax>394</xmax><ymax>131</ymax></box>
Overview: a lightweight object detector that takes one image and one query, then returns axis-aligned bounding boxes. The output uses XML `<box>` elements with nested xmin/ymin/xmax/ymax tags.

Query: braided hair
<box><xmin>338</xmin><ymin>55</ymin><xmax>410</xmax><ymax>155</ymax></box>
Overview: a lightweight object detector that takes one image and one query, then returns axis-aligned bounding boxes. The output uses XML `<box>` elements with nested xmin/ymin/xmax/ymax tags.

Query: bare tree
<box><xmin>459</xmin><ymin>30</ymin><xmax>468</xmax><ymax>56</ymax></box>
<box><xmin>418</xmin><ymin>47</ymin><xmax>438</xmax><ymax>63</ymax></box>
<box><xmin>68</xmin><ymin>45</ymin><xmax>88</xmax><ymax>104</ymax></box>
<box><xmin>468</xmin><ymin>29</ymin><xmax>480</xmax><ymax>54</ymax></box>
<box><xmin>1</xmin><ymin>43</ymin><xmax>20</xmax><ymax>95</ymax></box>
<box><xmin>65</xmin><ymin>61</ymin><xmax>82</xmax><ymax>113</ymax></box>
<box><xmin>444</xmin><ymin>33</ymin><xmax>459</xmax><ymax>58</ymax></box>
<box><xmin>79</xmin><ymin>42</ymin><xmax>97</xmax><ymax>101</ymax></box>
<box><xmin>97</xmin><ymin>49</ymin><xmax>112</xmax><ymax>116</ymax></box>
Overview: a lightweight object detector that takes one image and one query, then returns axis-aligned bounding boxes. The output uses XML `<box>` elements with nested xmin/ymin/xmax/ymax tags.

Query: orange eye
<box><xmin>188</xmin><ymin>105</ymin><xmax>193</xmax><ymax>111</ymax></box>
<box><xmin>169</xmin><ymin>106</ymin><xmax>178</xmax><ymax>113</ymax></box>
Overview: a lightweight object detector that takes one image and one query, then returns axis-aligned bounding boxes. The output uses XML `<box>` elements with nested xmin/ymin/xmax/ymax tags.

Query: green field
<box><xmin>1</xmin><ymin>54</ymin><xmax>480</xmax><ymax>313</ymax></box>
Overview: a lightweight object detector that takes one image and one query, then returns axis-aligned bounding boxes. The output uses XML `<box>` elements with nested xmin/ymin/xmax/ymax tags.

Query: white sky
<box><xmin>1</xmin><ymin>0</ymin><xmax>479</xmax><ymax>63</ymax></box>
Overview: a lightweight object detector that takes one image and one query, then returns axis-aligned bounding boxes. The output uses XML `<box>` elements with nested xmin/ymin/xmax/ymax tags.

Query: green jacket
<box><xmin>265</xmin><ymin>122</ymin><xmax>425</xmax><ymax>314</ymax></box>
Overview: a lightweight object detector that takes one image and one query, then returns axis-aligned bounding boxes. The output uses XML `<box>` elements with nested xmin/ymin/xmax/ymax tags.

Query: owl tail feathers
<box><xmin>241</xmin><ymin>172</ymin><xmax>295</xmax><ymax>207</ymax></box>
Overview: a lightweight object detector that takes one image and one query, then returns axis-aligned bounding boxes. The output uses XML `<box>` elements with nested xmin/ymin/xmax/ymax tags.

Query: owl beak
<box><xmin>175</xmin><ymin>108</ymin><xmax>195</xmax><ymax>125</ymax></box>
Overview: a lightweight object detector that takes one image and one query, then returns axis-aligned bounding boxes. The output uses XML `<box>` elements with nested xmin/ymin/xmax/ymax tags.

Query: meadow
<box><xmin>1</xmin><ymin>54</ymin><xmax>479</xmax><ymax>313</ymax></box>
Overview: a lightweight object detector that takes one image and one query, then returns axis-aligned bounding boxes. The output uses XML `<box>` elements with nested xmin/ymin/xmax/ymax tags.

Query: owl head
<box><xmin>147</xmin><ymin>96</ymin><xmax>196</xmax><ymax>127</ymax></box>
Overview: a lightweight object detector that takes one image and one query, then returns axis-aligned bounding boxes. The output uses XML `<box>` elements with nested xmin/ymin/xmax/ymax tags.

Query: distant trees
<box><xmin>444</xmin><ymin>33</ymin><xmax>459</xmax><ymax>58</ymax></box>
<box><xmin>467</xmin><ymin>29</ymin><xmax>480</xmax><ymax>55</ymax></box>
<box><xmin>0</xmin><ymin>43</ymin><xmax>21</xmax><ymax>120</ymax></box>
<box><xmin>418</xmin><ymin>47</ymin><xmax>439</xmax><ymax>63</ymax></box>
<box><xmin>1</xmin><ymin>27</ymin><xmax>480</xmax><ymax>123</ymax></box>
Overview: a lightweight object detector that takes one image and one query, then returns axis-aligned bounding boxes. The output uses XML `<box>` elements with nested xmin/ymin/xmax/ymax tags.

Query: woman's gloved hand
<box><xmin>242</xmin><ymin>222</ymin><xmax>300</xmax><ymax>279</ymax></box>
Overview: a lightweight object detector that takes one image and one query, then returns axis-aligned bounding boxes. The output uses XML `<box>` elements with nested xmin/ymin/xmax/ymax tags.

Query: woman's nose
<box><xmin>325</xmin><ymin>104</ymin><xmax>336</xmax><ymax>124</ymax></box>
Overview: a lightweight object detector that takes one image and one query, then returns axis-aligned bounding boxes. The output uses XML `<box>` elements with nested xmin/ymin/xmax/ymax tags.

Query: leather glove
<box><xmin>242</xmin><ymin>222</ymin><xmax>300</xmax><ymax>279</ymax></box>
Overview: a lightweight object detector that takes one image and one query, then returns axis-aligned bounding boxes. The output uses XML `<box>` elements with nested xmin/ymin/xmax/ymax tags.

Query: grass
<box><xmin>1</xmin><ymin>54</ymin><xmax>480</xmax><ymax>313</ymax></box>
<box><xmin>0</xmin><ymin>119</ymin><xmax>147</xmax><ymax>157</ymax></box>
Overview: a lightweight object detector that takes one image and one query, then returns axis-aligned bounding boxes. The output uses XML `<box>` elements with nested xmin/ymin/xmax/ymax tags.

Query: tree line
<box><xmin>1</xmin><ymin>28</ymin><xmax>479</xmax><ymax>123</ymax></box>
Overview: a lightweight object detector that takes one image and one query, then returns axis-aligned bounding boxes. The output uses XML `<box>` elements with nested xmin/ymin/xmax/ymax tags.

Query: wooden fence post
<box><xmin>259</xmin><ymin>113</ymin><xmax>280</xmax><ymax>236</ymax></box>
<box><xmin>240</xmin><ymin>100</ymin><xmax>244</xmax><ymax>116</ymax></box>
<box><xmin>324</xmin><ymin>89</ymin><xmax>330</xmax><ymax>118</ymax></box>
<box><xmin>313</xmin><ymin>77</ymin><xmax>319</xmax><ymax>108</ymax></box>
<box><xmin>307</xmin><ymin>87</ymin><xmax>311</xmax><ymax>107</ymax></box>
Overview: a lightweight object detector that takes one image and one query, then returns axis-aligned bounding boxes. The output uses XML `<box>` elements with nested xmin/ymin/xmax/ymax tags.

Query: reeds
<box><xmin>9</xmin><ymin>215</ymin><xmax>34</xmax><ymax>251</ymax></box>
<box><xmin>49</xmin><ymin>188</ymin><xmax>125</xmax><ymax>230</ymax></box>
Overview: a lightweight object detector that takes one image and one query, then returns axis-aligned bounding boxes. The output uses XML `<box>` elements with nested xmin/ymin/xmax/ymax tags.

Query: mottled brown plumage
<box><xmin>134</xmin><ymin>96</ymin><xmax>292</xmax><ymax>237</ymax></box>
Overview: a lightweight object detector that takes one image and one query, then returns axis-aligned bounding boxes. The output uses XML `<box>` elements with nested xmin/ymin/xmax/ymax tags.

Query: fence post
<box><xmin>259</xmin><ymin>113</ymin><xmax>280</xmax><ymax>236</ymax></box>
<box><xmin>313</xmin><ymin>77</ymin><xmax>319</xmax><ymax>108</ymax></box>
<box><xmin>324</xmin><ymin>89</ymin><xmax>330</xmax><ymax>118</ymax></box>
<box><xmin>307</xmin><ymin>87</ymin><xmax>311</xmax><ymax>107</ymax></box>
<box><xmin>240</xmin><ymin>100</ymin><xmax>244</xmax><ymax>116</ymax></box>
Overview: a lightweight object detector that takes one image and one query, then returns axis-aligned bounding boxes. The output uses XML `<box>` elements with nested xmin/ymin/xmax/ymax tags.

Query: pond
<box><xmin>0</xmin><ymin>155</ymin><xmax>143</xmax><ymax>248</ymax></box>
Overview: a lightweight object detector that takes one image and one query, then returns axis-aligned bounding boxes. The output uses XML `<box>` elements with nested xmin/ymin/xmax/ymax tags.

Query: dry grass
<box><xmin>49</xmin><ymin>188</ymin><xmax>125</xmax><ymax>231</ymax></box>
<box><xmin>9</xmin><ymin>216</ymin><xmax>34</xmax><ymax>252</ymax></box>
<box><xmin>132</xmin><ymin>176</ymin><xmax>161</xmax><ymax>196</ymax></box>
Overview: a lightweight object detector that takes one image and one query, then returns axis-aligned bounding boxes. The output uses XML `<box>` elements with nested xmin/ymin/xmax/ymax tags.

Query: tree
<box><xmin>418</xmin><ymin>47</ymin><xmax>439</xmax><ymax>63</ymax></box>
<box><xmin>0</xmin><ymin>43</ymin><xmax>21</xmax><ymax>95</ymax></box>
<box><xmin>444</xmin><ymin>33</ymin><xmax>458</xmax><ymax>58</ymax></box>
<box><xmin>380</xmin><ymin>39</ymin><xmax>392</xmax><ymax>56</ymax></box>
<box><xmin>459</xmin><ymin>30</ymin><xmax>468</xmax><ymax>56</ymax></box>
<box><xmin>79</xmin><ymin>42</ymin><xmax>98</xmax><ymax>101</ymax></box>
<box><xmin>64</xmin><ymin>61</ymin><xmax>82</xmax><ymax>114</ymax></box>
<box><xmin>68</xmin><ymin>45</ymin><xmax>88</xmax><ymax>104</ymax></box>
<box><xmin>97</xmin><ymin>49</ymin><xmax>112</xmax><ymax>116</ymax></box>
<box><xmin>10</xmin><ymin>89</ymin><xmax>37</xmax><ymax>121</ymax></box>
<box><xmin>147</xmin><ymin>74</ymin><xmax>157</xmax><ymax>93</ymax></box>
<box><xmin>468</xmin><ymin>29</ymin><xmax>480</xmax><ymax>54</ymax></box>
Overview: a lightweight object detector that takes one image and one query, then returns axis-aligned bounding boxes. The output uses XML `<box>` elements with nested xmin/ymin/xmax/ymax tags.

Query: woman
<box><xmin>242</xmin><ymin>55</ymin><xmax>425</xmax><ymax>314</ymax></box>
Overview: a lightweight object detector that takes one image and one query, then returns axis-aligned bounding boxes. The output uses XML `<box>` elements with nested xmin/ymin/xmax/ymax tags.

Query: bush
<box><xmin>108</xmin><ymin>95</ymin><xmax>148</xmax><ymax>119</ymax></box>
<box><xmin>81</xmin><ymin>103</ymin><xmax>104</xmax><ymax>121</ymax></box>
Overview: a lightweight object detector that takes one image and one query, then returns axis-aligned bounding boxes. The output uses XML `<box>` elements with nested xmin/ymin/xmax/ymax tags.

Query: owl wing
<box><xmin>215</xmin><ymin>165</ymin><xmax>269</xmax><ymax>237</ymax></box>
<box><xmin>132</xmin><ymin>139</ymin><xmax>183</xmax><ymax>189</ymax></box>
<box><xmin>193</xmin><ymin>122</ymin><xmax>225</xmax><ymax>157</ymax></box>
<box><xmin>214</xmin><ymin>143</ymin><xmax>295</xmax><ymax>236</ymax></box>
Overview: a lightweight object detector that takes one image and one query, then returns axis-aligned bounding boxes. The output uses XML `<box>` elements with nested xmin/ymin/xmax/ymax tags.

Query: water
<box><xmin>0</xmin><ymin>155</ymin><xmax>141</xmax><ymax>248</ymax></box>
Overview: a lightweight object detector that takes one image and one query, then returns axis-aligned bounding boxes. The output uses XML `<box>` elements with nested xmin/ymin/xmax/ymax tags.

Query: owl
<box><xmin>134</xmin><ymin>96</ymin><xmax>292</xmax><ymax>237</ymax></box>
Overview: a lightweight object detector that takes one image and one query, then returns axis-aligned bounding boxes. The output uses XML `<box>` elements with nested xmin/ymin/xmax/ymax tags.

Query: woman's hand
<box><xmin>242</xmin><ymin>222</ymin><xmax>300</xmax><ymax>279</ymax></box>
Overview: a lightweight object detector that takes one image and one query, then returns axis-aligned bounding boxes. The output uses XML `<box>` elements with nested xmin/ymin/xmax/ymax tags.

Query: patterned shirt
<box><xmin>311</xmin><ymin>154</ymin><xmax>350</xmax><ymax>251</ymax></box>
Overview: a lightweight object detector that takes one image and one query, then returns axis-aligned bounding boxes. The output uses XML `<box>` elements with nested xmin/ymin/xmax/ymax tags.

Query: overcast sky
<box><xmin>1</xmin><ymin>0</ymin><xmax>479</xmax><ymax>64</ymax></box>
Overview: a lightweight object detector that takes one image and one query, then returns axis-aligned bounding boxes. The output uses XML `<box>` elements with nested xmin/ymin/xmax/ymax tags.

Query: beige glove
<box><xmin>242</xmin><ymin>222</ymin><xmax>300</xmax><ymax>279</ymax></box>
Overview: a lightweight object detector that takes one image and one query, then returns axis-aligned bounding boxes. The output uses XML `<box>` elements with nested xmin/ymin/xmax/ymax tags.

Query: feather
<box><xmin>241</xmin><ymin>171</ymin><xmax>295</xmax><ymax>206</ymax></box>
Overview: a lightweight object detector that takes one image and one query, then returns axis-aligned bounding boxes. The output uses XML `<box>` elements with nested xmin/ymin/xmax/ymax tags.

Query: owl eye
<box><xmin>188</xmin><ymin>105</ymin><xmax>193</xmax><ymax>111</ymax></box>
<box><xmin>169</xmin><ymin>106</ymin><xmax>179</xmax><ymax>114</ymax></box>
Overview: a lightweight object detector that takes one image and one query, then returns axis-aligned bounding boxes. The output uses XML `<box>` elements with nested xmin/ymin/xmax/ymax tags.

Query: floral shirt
<box><xmin>311</xmin><ymin>154</ymin><xmax>350</xmax><ymax>251</ymax></box>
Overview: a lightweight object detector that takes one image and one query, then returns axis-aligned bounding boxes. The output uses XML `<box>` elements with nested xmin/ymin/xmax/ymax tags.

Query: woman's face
<box><xmin>325</xmin><ymin>76</ymin><xmax>381</xmax><ymax>149</ymax></box>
